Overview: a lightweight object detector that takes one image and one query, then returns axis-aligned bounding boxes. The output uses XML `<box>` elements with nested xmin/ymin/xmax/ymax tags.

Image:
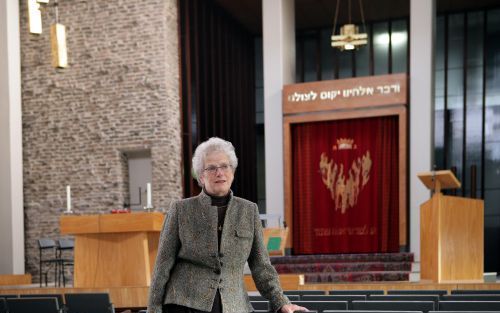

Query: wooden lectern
<box><xmin>418</xmin><ymin>170</ymin><xmax>484</xmax><ymax>283</ymax></box>
<box><xmin>60</xmin><ymin>212</ymin><xmax>164</xmax><ymax>287</ymax></box>
<box><xmin>263</xmin><ymin>227</ymin><xmax>289</xmax><ymax>256</ymax></box>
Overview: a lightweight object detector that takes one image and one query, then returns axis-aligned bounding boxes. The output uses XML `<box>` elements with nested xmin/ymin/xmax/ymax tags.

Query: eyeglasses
<box><xmin>204</xmin><ymin>164</ymin><xmax>232</xmax><ymax>175</ymax></box>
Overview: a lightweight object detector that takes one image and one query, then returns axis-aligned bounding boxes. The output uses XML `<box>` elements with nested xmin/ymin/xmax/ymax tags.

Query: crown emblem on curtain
<box><xmin>335</xmin><ymin>138</ymin><xmax>356</xmax><ymax>150</ymax></box>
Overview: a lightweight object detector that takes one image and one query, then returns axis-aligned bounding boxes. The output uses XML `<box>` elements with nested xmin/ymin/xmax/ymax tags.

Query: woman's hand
<box><xmin>280</xmin><ymin>303</ymin><xmax>309</xmax><ymax>313</ymax></box>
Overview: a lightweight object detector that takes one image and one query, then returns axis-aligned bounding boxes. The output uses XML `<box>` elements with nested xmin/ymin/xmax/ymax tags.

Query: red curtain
<box><xmin>292</xmin><ymin>116</ymin><xmax>399</xmax><ymax>254</ymax></box>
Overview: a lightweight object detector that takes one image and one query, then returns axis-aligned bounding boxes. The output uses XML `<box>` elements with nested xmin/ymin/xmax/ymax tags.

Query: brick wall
<box><xmin>19</xmin><ymin>0</ymin><xmax>182</xmax><ymax>282</ymax></box>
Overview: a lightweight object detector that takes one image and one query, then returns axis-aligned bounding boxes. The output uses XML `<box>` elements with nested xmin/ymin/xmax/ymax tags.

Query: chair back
<box><xmin>323</xmin><ymin>311</ymin><xmax>421</xmax><ymax>313</ymax></box>
<box><xmin>439</xmin><ymin>301</ymin><xmax>500</xmax><ymax>311</ymax></box>
<box><xmin>329</xmin><ymin>289</ymin><xmax>384</xmax><ymax>295</ymax></box>
<box><xmin>38</xmin><ymin>238</ymin><xmax>61</xmax><ymax>287</ymax></box>
<box><xmin>249</xmin><ymin>295</ymin><xmax>267</xmax><ymax>301</ymax></box>
<box><xmin>0</xmin><ymin>298</ymin><xmax>7</xmax><ymax>313</ymax></box>
<box><xmin>352</xmin><ymin>300</ymin><xmax>435</xmax><ymax>313</ymax></box>
<box><xmin>250</xmin><ymin>300</ymin><xmax>269</xmax><ymax>310</ymax></box>
<box><xmin>65</xmin><ymin>293</ymin><xmax>114</xmax><ymax>313</ymax></box>
<box><xmin>38</xmin><ymin>238</ymin><xmax>57</xmax><ymax>249</ymax></box>
<box><xmin>369</xmin><ymin>295</ymin><xmax>440</xmax><ymax>309</ymax></box>
<box><xmin>7</xmin><ymin>297</ymin><xmax>59</xmax><ymax>313</ymax></box>
<box><xmin>441</xmin><ymin>294</ymin><xmax>500</xmax><ymax>301</ymax></box>
<box><xmin>451</xmin><ymin>290</ymin><xmax>500</xmax><ymax>294</ymax></box>
<box><xmin>430</xmin><ymin>311</ymin><xmax>500</xmax><ymax>313</ymax></box>
<box><xmin>388</xmin><ymin>289</ymin><xmax>448</xmax><ymax>296</ymax></box>
<box><xmin>301</xmin><ymin>295</ymin><xmax>366</xmax><ymax>309</ymax></box>
<box><xmin>283</xmin><ymin>290</ymin><xmax>325</xmax><ymax>296</ymax></box>
<box><xmin>249</xmin><ymin>294</ymin><xmax>300</xmax><ymax>301</ymax></box>
<box><xmin>291</xmin><ymin>300</ymin><xmax>348</xmax><ymax>312</ymax></box>
<box><xmin>57</xmin><ymin>239</ymin><xmax>74</xmax><ymax>250</ymax></box>
<box><xmin>20</xmin><ymin>294</ymin><xmax>64</xmax><ymax>308</ymax></box>
<box><xmin>287</xmin><ymin>295</ymin><xmax>300</xmax><ymax>301</ymax></box>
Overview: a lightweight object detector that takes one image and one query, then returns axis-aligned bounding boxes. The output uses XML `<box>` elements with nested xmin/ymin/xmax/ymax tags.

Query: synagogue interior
<box><xmin>2</xmin><ymin>0</ymin><xmax>500</xmax><ymax>312</ymax></box>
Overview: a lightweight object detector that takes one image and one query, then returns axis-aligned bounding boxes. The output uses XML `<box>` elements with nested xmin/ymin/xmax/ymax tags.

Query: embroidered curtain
<box><xmin>292</xmin><ymin>116</ymin><xmax>399</xmax><ymax>254</ymax></box>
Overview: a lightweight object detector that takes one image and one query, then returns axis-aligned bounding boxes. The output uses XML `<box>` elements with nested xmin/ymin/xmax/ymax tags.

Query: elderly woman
<box><xmin>148</xmin><ymin>137</ymin><xmax>307</xmax><ymax>313</ymax></box>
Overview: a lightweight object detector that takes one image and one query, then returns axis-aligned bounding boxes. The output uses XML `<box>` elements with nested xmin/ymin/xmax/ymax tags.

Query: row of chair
<box><xmin>0</xmin><ymin>293</ymin><xmax>113</xmax><ymax>313</ymax></box>
<box><xmin>280</xmin><ymin>289</ymin><xmax>500</xmax><ymax>296</ymax></box>
<box><xmin>252</xmin><ymin>293</ymin><xmax>500</xmax><ymax>305</ymax></box>
<box><xmin>38</xmin><ymin>238</ymin><xmax>74</xmax><ymax>287</ymax></box>
<box><xmin>252</xmin><ymin>291</ymin><xmax>500</xmax><ymax>313</ymax></box>
<box><xmin>253</xmin><ymin>311</ymin><xmax>500</xmax><ymax>313</ymax></box>
<box><xmin>252</xmin><ymin>299</ymin><xmax>500</xmax><ymax>312</ymax></box>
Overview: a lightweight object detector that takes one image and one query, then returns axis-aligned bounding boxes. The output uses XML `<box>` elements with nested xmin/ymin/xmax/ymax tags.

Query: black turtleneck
<box><xmin>207</xmin><ymin>191</ymin><xmax>230</xmax><ymax>251</ymax></box>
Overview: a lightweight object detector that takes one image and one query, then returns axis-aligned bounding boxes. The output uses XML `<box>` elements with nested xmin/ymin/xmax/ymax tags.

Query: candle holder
<box><xmin>63</xmin><ymin>208</ymin><xmax>74</xmax><ymax>214</ymax></box>
<box><xmin>143</xmin><ymin>205</ymin><xmax>154</xmax><ymax>213</ymax></box>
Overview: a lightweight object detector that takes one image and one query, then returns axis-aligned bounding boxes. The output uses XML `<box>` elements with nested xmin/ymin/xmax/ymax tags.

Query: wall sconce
<box><xmin>331</xmin><ymin>0</ymin><xmax>368</xmax><ymax>51</ymax></box>
<box><xmin>27</xmin><ymin>0</ymin><xmax>68</xmax><ymax>68</ymax></box>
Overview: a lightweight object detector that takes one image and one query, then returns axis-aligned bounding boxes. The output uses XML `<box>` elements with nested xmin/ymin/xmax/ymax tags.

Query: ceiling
<box><xmin>213</xmin><ymin>0</ymin><xmax>500</xmax><ymax>35</ymax></box>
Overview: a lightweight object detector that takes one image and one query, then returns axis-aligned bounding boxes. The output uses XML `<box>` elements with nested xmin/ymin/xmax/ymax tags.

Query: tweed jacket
<box><xmin>147</xmin><ymin>191</ymin><xmax>290</xmax><ymax>313</ymax></box>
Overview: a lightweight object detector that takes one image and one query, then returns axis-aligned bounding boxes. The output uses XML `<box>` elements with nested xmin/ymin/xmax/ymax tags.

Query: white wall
<box><xmin>409</xmin><ymin>0</ymin><xmax>435</xmax><ymax>262</ymax></box>
<box><xmin>262</xmin><ymin>0</ymin><xmax>295</xmax><ymax>221</ymax></box>
<box><xmin>0</xmin><ymin>0</ymin><xmax>25</xmax><ymax>274</ymax></box>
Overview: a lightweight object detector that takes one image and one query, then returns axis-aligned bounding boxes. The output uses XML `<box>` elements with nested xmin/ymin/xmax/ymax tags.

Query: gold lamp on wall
<box><xmin>331</xmin><ymin>0</ymin><xmax>368</xmax><ymax>51</ymax></box>
<box><xmin>27</xmin><ymin>0</ymin><xmax>68</xmax><ymax>68</ymax></box>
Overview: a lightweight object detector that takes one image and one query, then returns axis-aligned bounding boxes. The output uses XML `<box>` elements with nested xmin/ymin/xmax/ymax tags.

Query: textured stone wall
<box><xmin>19</xmin><ymin>0</ymin><xmax>182</xmax><ymax>282</ymax></box>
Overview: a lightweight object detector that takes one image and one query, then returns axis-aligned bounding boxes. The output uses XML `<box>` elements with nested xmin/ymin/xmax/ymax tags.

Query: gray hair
<box><xmin>192</xmin><ymin>137</ymin><xmax>238</xmax><ymax>185</ymax></box>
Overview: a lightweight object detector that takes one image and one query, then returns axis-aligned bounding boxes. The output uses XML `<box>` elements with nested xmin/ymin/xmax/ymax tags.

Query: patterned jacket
<box><xmin>147</xmin><ymin>191</ymin><xmax>290</xmax><ymax>313</ymax></box>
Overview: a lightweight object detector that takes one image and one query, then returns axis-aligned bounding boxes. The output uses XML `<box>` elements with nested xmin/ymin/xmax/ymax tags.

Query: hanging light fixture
<box><xmin>50</xmin><ymin>0</ymin><xmax>68</xmax><ymax>68</ymax></box>
<box><xmin>28</xmin><ymin>0</ymin><xmax>49</xmax><ymax>34</ymax></box>
<box><xmin>27</xmin><ymin>0</ymin><xmax>68</xmax><ymax>68</ymax></box>
<box><xmin>331</xmin><ymin>0</ymin><xmax>368</xmax><ymax>51</ymax></box>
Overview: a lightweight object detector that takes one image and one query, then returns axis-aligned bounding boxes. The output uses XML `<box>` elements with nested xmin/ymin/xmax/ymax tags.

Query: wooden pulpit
<box><xmin>418</xmin><ymin>170</ymin><xmax>484</xmax><ymax>283</ymax></box>
<box><xmin>60</xmin><ymin>212</ymin><xmax>164</xmax><ymax>287</ymax></box>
